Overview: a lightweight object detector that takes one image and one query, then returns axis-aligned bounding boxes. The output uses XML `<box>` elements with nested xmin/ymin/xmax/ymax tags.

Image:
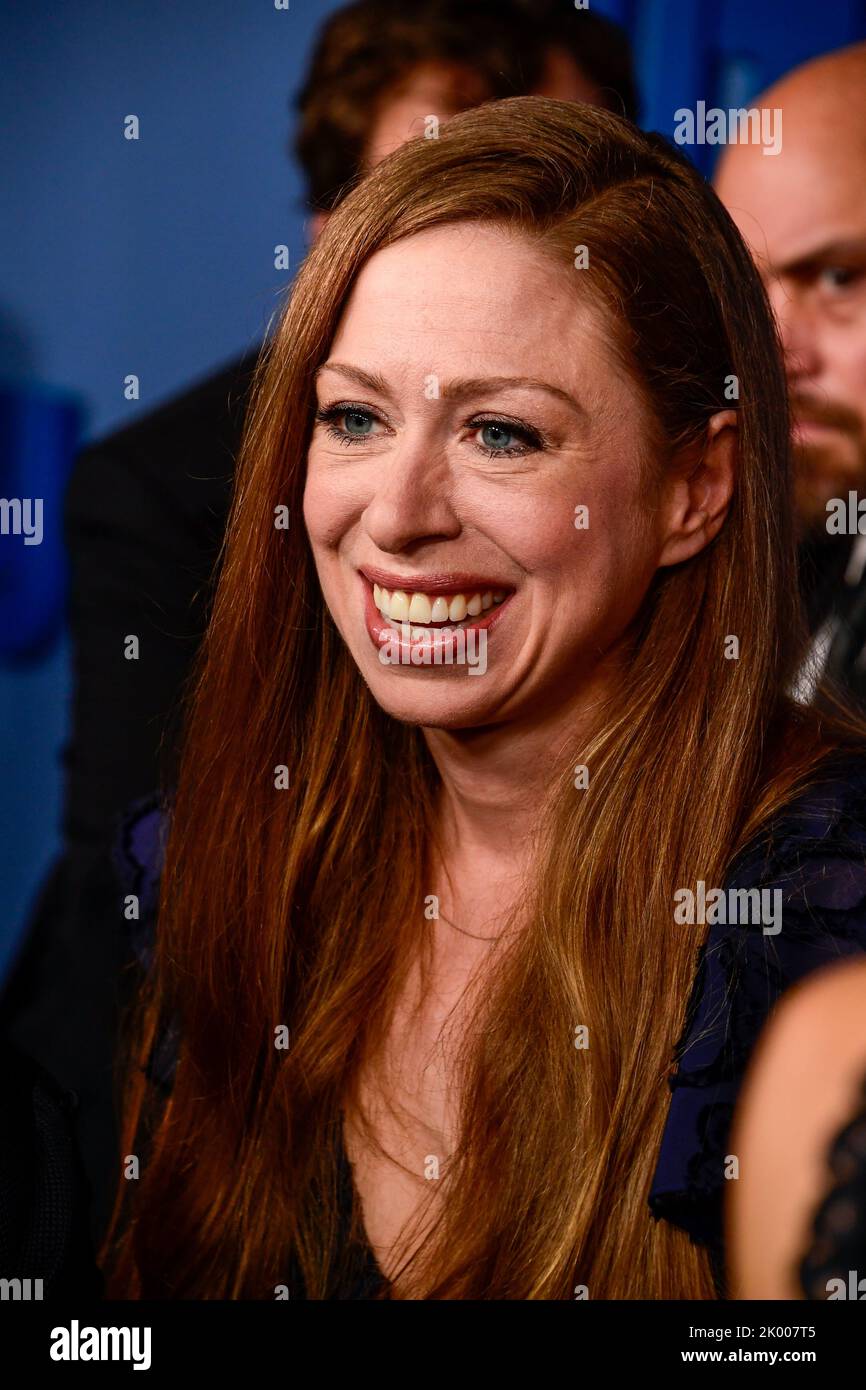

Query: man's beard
<box><xmin>791</xmin><ymin>393</ymin><xmax>866</xmax><ymax>538</ymax></box>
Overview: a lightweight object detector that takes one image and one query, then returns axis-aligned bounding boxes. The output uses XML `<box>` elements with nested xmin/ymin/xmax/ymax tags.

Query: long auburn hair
<box><xmin>101</xmin><ymin>97</ymin><xmax>863</xmax><ymax>1299</ymax></box>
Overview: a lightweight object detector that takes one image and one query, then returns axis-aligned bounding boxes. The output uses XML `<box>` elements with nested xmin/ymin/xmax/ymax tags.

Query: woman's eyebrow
<box><xmin>314</xmin><ymin>362</ymin><xmax>392</xmax><ymax>396</ymax></box>
<box><xmin>315</xmin><ymin>362</ymin><xmax>585</xmax><ymax>416</ymax></box>
<box><xmin>440</xmin><ymin>375</ymin><xmax>585</xmax><ymax>416</ymax></box>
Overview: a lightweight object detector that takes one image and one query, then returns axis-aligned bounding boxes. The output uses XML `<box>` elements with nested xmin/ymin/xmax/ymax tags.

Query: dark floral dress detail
<box><xmin>114</xmin><ymin>758</ymin><xmax>866</xmax><ymax>1299</ymax></box>
<box><xmin>798</xmin><ymin>1069</ymin><xmax>866</xmax><ymax>1300</ymax></box>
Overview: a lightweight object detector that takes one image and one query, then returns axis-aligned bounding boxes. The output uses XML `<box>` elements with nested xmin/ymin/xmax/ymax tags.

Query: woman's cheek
<box><xmin>303</xmin><ymin>465</ymin><xmax>358</xmax><ymax>549</ymax></box>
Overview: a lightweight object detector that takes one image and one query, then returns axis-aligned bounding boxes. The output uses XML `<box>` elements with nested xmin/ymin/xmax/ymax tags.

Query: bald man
<box><xmin>715</xmin><ymin>43</ymin><xmax>866</xmax><ymax>703</ymax></box>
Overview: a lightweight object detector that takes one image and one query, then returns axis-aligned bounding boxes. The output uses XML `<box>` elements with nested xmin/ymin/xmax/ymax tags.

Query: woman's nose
<box><xmin>362</xmin><ymin>438</ymin><xmax>462</xmax><ymax>553</ymax></box>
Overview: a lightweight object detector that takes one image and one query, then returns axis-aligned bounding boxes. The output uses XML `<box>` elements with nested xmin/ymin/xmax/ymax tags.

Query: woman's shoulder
<box><xmin>649</xmin><ymin>749</ymin><xmax>866</xmax><ymax>1279</ymax></box>
<box><xmin>728</xmin><ymin>746</ymin><xmax>866</xmax><ymax>892</ymax></box>
<box><xmin>719</xmin><ymin>748</ymin><xmax>866</xmax><ymax>954</ymax></box>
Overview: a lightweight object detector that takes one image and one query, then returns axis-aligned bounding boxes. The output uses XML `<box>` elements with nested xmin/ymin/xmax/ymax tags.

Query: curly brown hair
<box><xmin>293</xmin><ymin>0</ymin><xmax>638</xmax><ymax>211</ymax></box>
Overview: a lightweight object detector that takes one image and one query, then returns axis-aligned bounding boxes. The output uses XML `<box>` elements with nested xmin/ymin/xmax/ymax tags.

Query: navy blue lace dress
<box><xmin>114</xmin><ymin>756</ymin><xmax>866</xmax><ymax>1299</ymax></box>
<box><xmin>799</xmin><ymin>1067</ymin><xmax>866</xmax><ymax>1299</ymax></box>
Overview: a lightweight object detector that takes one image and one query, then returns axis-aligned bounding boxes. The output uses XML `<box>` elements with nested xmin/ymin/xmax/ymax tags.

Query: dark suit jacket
<box><xmin>0</xmin><ymin>1034</ymin><xmax>103</xmax><ymax>1297</ymax></box>
<box><xmin>0</xmin><ymin>349</ymin><xmax>258</xmax><ymax>1247</ymax></box>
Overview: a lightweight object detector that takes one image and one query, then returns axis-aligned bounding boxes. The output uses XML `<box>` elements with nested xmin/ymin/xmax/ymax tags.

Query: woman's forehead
<box><xmin>328</xmin><ymin>224</ymin><xmax>623</xmax><ymax>392</ymax></box>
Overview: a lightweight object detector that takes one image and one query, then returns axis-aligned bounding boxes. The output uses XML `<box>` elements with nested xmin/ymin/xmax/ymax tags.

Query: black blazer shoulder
<box><xmin>65</xmin><ymin>347</ymin><xmax>261</xmax><ymax>544</ymax></box>
<box><xmin>0</xmin><ymin>1034</ymin><xmax>104</xmax><ymax>1298</ymax></box>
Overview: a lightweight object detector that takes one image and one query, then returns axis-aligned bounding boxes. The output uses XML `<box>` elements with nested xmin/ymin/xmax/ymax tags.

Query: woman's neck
<box><xmin>422</xmin><ymin>672</ymin><xmax>610</xmax><ymax>850</ymax></box>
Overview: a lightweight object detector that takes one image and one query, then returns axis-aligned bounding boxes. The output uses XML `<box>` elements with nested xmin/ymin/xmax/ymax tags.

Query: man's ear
<box><xmin>656</xmin><ymin>409</ymin><xmax>738</xmax><ymax>568</ymax></box>
<box><xmin>308</xmin><ymin>209</ymin><xmax>330</xmax><ymax>244</ymax></box>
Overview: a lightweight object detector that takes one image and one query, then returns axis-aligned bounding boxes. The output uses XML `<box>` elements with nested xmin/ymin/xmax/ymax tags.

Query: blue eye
<box><xmin>480</xmin><ymin>422</ymin><xmax>516</xmax><ymax>450</ymax></box>
<box><xmin>315</xmin><ymin>403</ymin><xmax>383</xmax><ymax>446</ymax></box>
<box><xmin>471</xmin><ymin>417</ymin><xmax>544</xmax><ymax>457</ymax></box>
<box><xmin>343</xmin><ymin>410</ymin><xmax>374</xmax><ymax>435</ymax></box>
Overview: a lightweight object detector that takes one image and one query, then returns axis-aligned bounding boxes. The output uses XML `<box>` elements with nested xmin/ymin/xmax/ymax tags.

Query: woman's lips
<box><xmin>358</xmin><ymin>572</ymin><xmax>513</xmax><ymax>660</ymax></box>
<box><xmin>359</xmin><ymin>566</ymin><xmax>512</xmax><ymax>595</ymax></box>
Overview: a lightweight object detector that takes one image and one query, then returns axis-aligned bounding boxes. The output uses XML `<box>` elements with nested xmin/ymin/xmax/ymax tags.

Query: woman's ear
<box><xmin>656</xmin><ymin>409</ymin><xmax>738</xmax><ymax>568</ymax></box>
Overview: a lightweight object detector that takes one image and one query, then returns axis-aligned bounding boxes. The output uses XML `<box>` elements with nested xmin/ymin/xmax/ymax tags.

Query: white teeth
<box><xmin>371</xmin><ymin>581</ymin><xmax>509</xmax><ymax>625</ymax></box>
<box><xmin>389</xmin><ymin>589</ymin><xmax>410</xmax><ymax>621</ymax></box>
<box><xmin>408</xmin><ymin>592</ymin><xmax>432</xmax><ymax>623</ymax></box>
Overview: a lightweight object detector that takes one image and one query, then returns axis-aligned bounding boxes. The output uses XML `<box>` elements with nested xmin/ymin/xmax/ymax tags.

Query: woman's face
<box><xmin>303</xmin><ymin>222</ymin><xmax>686</xmax><ymax>730</ymax></box>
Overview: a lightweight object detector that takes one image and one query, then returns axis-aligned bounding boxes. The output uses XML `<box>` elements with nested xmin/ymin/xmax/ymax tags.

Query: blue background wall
<box><xmin>2</xmin><ymin>0</ymin><xmax>866</xmax><ymax>981</ymax></box>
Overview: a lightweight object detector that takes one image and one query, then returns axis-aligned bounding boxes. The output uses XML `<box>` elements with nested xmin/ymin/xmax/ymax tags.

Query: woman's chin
<box><xmin>363</xmin><ymin>674</ymin><xmax>506</xmax><ymax>731</ymax></box>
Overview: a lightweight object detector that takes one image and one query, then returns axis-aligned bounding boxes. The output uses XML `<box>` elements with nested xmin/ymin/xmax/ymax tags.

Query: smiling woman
<box><xmin>303</xmin><ymin>229</ymin><xmax>707</xmax><ymax>722</ymax></box>
<box><xmin>100</xmin><ymin>96</ymin><xmax>866</xmax><ymax>1301</ymax></box>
